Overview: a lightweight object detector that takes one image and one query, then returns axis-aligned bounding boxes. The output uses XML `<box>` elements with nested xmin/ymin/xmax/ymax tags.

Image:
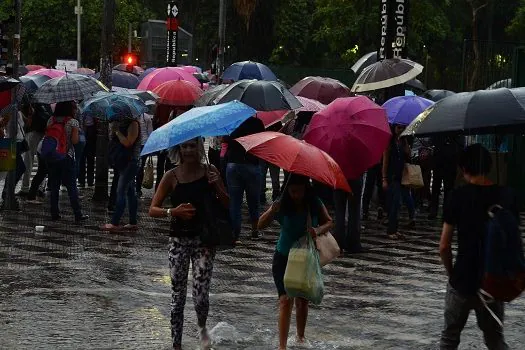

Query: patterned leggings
<box><xmin>169</xmin><ymin>237</ymin><xmax>216</xmax><ymax>347</ymax></box>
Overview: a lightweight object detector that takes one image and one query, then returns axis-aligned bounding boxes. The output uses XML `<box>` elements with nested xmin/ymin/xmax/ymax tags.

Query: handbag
<box><xmin>142</xmin><ymin>157</ymin><xmax>154</xmax><ymax>189</ymax></box>
<box><xmin>401</xmin><ymin>163</ymin><xmax>424</xmax><ymax>188</ymax></box>
<box><xmin>17</xmin><ymin>120</ymin><xmax>29</xmax><ymax>154</ymax></box>
<box><xmin>307</xmin><ymin>209</ymin><xmax>339</xmax><ymax>266</ymax></box>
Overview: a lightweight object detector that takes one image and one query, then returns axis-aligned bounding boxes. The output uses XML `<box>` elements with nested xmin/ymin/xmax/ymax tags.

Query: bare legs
<box><xmin>278</xmin><ymin>296</ymin><xmax>309</xmax><ymax>350</ymax></box>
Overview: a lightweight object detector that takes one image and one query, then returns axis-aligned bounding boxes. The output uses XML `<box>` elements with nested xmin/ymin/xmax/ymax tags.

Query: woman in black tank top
<box><xmin>148</xmin><ymin>137</ymin><xmax>228</xmax><ymax>350</ymax></box>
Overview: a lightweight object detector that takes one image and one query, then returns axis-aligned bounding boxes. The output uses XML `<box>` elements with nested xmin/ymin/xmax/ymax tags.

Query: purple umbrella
<box><xmin>382</xmin><ymin>96</ymin><xmax>434</xmax><ymax>126</ymax></box>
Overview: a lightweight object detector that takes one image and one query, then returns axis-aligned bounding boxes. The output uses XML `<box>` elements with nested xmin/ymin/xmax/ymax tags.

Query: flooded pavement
<box><xmin>1</xmin><ymin>185</ymin><xmax>525</xmax><ymax>349</ymax></box>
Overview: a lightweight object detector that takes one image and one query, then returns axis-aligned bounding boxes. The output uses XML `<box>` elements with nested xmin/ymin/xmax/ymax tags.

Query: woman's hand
<box><xmin>308</xmin><ymin>227</ymin><xmax>318</xmax><ymax>239</ymax></box>
<box><xmin>207</xmin><ymin>168</ymin><xmax>220</xmax><ymax>187</ymax></box>
<box><xmin>172</xmin><ymin>203</ymin><xmax>196</xmax><ymax>220</ymax></box>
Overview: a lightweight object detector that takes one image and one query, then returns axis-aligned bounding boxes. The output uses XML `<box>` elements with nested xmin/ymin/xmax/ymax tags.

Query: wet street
<box><xmin>1</xmin><ymin>182</ymin><xmax>525</xmax><ymax>350</ymax></box>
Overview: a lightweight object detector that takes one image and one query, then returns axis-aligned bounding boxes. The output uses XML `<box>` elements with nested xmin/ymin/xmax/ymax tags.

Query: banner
<box><xmin>378</xmin><ymin>0</ymin><xmax>409</xmax><ymax>60</ymax></box>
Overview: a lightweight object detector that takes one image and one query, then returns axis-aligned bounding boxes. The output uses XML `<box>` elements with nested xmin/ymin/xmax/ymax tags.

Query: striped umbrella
<box><xmin>32</xmin><ymin>74</ymin><xmax>109</xmax><ymax>104</ymax></box>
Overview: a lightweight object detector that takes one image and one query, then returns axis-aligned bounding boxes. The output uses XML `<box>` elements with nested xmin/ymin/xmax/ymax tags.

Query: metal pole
<box><xmin>77</xmin><ymin>0</ymin><xmax>81</xmax><ymax>67</ymax></box>
<box><xmin>217</xmin><ymin>0</ymin><xmax>225</xmax><ymax>79</ymax></box>
<box><xmin>128</xmin><ymin>23</ymin><xmax>132</xmax><ymax>53</ymax></box>
<box><xmin>4</xmin><ymin>0</ymin><xmax>22</xmax><ymax>210</ymax></box>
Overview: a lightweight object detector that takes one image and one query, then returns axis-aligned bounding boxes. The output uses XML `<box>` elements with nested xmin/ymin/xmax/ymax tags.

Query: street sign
<box><xmin>56</xmin><ymin>59</ymin><xmax>78</xmax><ymax>72</ymax></box>
<box><xmin>166</xmin><ymin>1</ymin><xmax>179</xmax><ymax>66</ymax></box>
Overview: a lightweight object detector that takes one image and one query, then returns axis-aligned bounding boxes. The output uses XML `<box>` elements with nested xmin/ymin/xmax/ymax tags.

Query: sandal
<box><xmin>100</xmin><ymin>223</ymin><xmax>122</xmax><ymax>232</ymax></box>
<box><xmin>123</xmin><ymin>224</ymin><xmax>138</xmax><ymax>231</ymax></box>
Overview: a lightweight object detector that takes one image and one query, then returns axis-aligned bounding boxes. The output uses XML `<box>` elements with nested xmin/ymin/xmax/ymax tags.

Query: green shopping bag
<box><xmin>283</xmin><ymin>234</ymin><xmax>324</xmax><ymax>305</ymax></box>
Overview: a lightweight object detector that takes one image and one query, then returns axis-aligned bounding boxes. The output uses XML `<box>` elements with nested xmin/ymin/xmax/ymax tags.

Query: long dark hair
<box><xmin>280</xmin><ymin>174</ymin><xmax>319</xmax><ymax>216</ymax></box>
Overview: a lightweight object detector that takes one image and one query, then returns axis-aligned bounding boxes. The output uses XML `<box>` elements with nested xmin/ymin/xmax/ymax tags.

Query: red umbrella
<box><xmin>295</xmin><ymin>96</ymin><xmax>326</xmax><ymax>113</ymax></box>
<box><xmin>235</xmin><ymin>131</ymin><xmax>351</xmax><ymax>192</ymax></box>
<box><xmin>25</xmin><ymin>65</ymin><xmax>45</xmax><ymax>71</ymax></box>
<box><xmin>152</xmin><ymin>80</ymin><xmax>203</xmax><ymax>106</ymax></box>
<box><xmin>256</xmin><ymin>110</ymin><xmax>288</xmax><ymax>128</ymax></box>
<box><xmin>290</xmin><ymin>76</ymin><xmax>352</xmax><ymax>105</ymax></box>
<box><xmin>303</xmin><ymin>96</ymin><xmax>391</xmax><ymax>180</ymax></box>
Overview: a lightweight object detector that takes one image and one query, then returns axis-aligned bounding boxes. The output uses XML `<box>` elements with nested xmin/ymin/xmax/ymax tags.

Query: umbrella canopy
<box><xmin>194</xmin><ymin>84</ymin><xmax>229</xmax><ymax>107</ymax></box>
<box><xmin>141</xmin><ymin>100</ymin><xmax>257</xmax><ymax>156</ymax></box>
<box><xmin>256</xmin><ymin>110</ymin><xmax>289</xmax><ymax>128</ymax></box>
<box><xmin>32</xmin><ymin>74</ymin><xmax>108</xmax><ymax>104</ymax></box>
<box><xmin>487</xmin><ymin>78</ymin><xmax>512</xmax><ymax>90</ymax></box>
<box><xmin>73</xmin><ymin>68</ymin><xmax>96</xmax><ymax>76</ymax></box>
<box><xmin>402</xmin><ymin>88</ymin><xmax>525</xmax><ymax>137</ymax></box>
<box><xmin>80</xmin><ymin>92</ymin><xmax>147</xmax><ymax>121</ymax></box>
<box><xmin>95</xmin><ymin>70</ymin><xmax>139</xmax><ymax>89</ymax></box>
<box><xmin>18</xmin><ymin>66</ymin><xmax>29</xmax><ymax>75</ymax></box>
<box><xmin>290</xmin><ymin>76</ymin><xmax>351</xmax><ymax>105</ymax></box>
<box><xmin>405</xmin><ymin>78</ymin><xmax>426</xmax><ymax>92</ymax></box>
<box><xmin>351</xmin><ymin>52</ymin><xmax>377</xmax><ymax>76</ymax></box>
<box><xmin>138</xmin><ymin>67</ymin><xmax>156</xmax><ymax>82</ymax></box>
<box><xmin>26</xmin><ymin>68</ymin><xmax>66</xmax><ymax>79</ymax></box>
<box><xmin>235</xmin><ymin>131</ymin><xmax>350</xmax><ymax>192</ymax></box>
<box><xmin>351</xmin><ymin>58</ymin><xmax>424</xmax><ymax>93</ymax></box>
<box><xmin>152</xmin><ymin>80</ymin><xmax>203</xmax><ymax>107</ymax></box>
<box><xmin>112</xmin><ymin>87</ymin><xmax>159</xmax><ymax>104</ymax></box>
<box><xmin>382</xmin><ymin>96</ymin><xmax>434</xmax><ymax>126</ymax></box>
<box><xmin>25</xmin><ymin>65</ymin><xmax>45</xmax><ymax>71</ymax></box>
<box><xmin>422</xmin><ymin>89</ymin><xmax>456</xmax><ymax>102</ymax></box>
<box><xmin>222</xmin><ymin>61</ymin><xmax>277</xmax><ymax>82</ymax></box>
<box><xmin>303</xmin><ymin>96</ymin><xmax>391</xmax><ymax>180</ymax></box>
<box><xmin>193</xmin><ymin>73</ymin><xmax>210</xmax><ymax>84</ymax></box>
<box><xmin>137</xmin><ymin>67</ymin><xmax>200</xmax><ymax>90</ymax></box>
<box><xmin>20</xmin><ymin>74</ymin><xmax>51</xmax><ymax>92</ymax></box>
<box><xmin>0</xmin><ymin>77</ymin><xmax>21</xmax><ymax>93</ymax></box>
<box><xmin>295</xmin><ymin>96</ymin><xmax>326</xmax><ymax>113</ymax></box>
<box><xmin>214</xmin><ymin>80</ymin><xmax>302</xmax><ymax>111</ymax></box>
<box><xmin>179</xmin><ymin>65</ymin><xmax>202</xmax><ymax>73</ymax></box>
<box><xmin>113</xmin><ymin>64</ymin><xmax>144</xmax><ymax>76</ymax></box>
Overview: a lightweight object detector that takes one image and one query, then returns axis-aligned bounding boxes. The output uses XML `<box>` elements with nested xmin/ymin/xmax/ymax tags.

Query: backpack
<box><xmin>40</xmin><ymin>117</ymin><xmax>71</xmax><ymax>163</ymax></box>
<box><xmin>480</xmin><ymin>200</ymin><xmax>525</xmax><ymax>303</ymax></box>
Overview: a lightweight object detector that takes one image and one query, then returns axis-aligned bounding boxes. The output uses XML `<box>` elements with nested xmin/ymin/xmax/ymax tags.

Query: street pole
<box><xmin>128</xmin><ymin>23</ymin><xmax>132</xmax><ymax>53</ymax></box>
<box><xmin>77</xmin><ymin>0</ymin><xmax>82</xmax><ymax>68</ymax></box>
<box><xmin>4</xmin><ymin>0</ymin><xmax>22</xmax><ymax>210</ymax></box>
<box><xmin>217</xmin><ymin>0</ymin><xmax>226</xmax><ymax>79</ymax></box>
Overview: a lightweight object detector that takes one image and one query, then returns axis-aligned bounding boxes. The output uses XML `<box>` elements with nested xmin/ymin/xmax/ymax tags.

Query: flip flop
<box><xmin>100</xmin><ymin>224</ymin><xmax>122</xmax><ymax>232</ymax></box>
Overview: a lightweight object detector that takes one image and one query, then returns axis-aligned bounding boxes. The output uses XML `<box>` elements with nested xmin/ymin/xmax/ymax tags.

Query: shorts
<box><xmin>272</xmin><ymin>250</ymin><xmax>289</xmax><ymax>297</ymax></box>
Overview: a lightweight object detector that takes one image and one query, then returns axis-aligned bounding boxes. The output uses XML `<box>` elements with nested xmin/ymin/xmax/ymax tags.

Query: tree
<box><xmin>466</xmin><ymin>0</ymin><xmax>488</xmax><ymax>91</ymax></box>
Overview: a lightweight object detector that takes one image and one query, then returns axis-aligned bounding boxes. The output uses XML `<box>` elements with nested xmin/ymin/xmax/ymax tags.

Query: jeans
<box><xmin>21</xmin><ymin>131</ymin><xmax>43</xmax><ymax>192</ymax></box>
<box><xmin>260</xmin><ymin>161</ymin><xmax>280</xmax><ymax>200</ymax></box>
<box><xmin>48</xmin><ymin>156</ymin><xmax>82</xmax><ymax>219</ymax></box>
<box><xmin>79</xmin><ymin>124</ymin><xmax>96</xmax><ymax>186</ymax></box>
<box><xmin>440</xmin><ymin>284</ymin><xmax>508</xmax><ymax>350</ymax></box>
<box><xmin>111</xmin><ymin>160</ymin><xmax>139</xmax><ymax>226</ymax></box>
<box><xmin>362</xmin><ymin>163</ymin><xmax>385</xmax><ymax>216</ymax></box>
<box><xmin>28</xmin><ymin>153</ymin><xmax>48</xmax><ymax>200</ymax></box>
<box><xmin>386</xmin><ymin>180</ymin><xmax>415</xmax><ymax>235</ymax></box>
<box><xmin>109</xmin><ymin>169</ymin><xmax>120</xmax><ymax>208</ymax></box>
<box><xmin>334</xmin><ymin>177</ymin><xmax>363</xmax><ymax>252</ymax></box>
<box><xmin>430</xmin><ymin>164</ymin><xmax>457</xmax><ymax>216</ymax></box>
<box><xmin>135</xmin><ymin>146</ymin><xmax>148</xmax><ymax>194</ymax></box>
<box><xmin>226</xmin><ymin>163</ymin><xmax>261</xmax><ymax>239</ymax></box>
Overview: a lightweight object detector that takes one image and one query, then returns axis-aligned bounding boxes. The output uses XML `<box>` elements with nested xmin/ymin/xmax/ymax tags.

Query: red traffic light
<box><xmin>125</xmin><ymin>54</ymin><xmax>137</xmax><ymax>66</ymax></box>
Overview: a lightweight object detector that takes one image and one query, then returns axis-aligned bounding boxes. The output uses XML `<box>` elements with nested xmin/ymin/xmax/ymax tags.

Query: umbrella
<box><xmin>179</xmin><ymin>65</ymin><xmax>202</xmax><ymax>73</ymax></box>
<box><xmin>214</xmin><ymin>80</ymin><xmax>302</xmax><ymax>111</ymax></box>
<box><xmin>111</xmin><ymin>87</ymin><xmax>159</xmax><ymax>104</ymax></box>
<box><xmin>0</xmin><ymin>77</ymin><xmax>22</xmax><ymax>93</ymax></box>
<box><xmin>152</xmin><ymin>80</ymin><xmax>203</xmax><ymax>106</ymax></box>
<box><xmin>222</xmin><ymin>61</ymin><xmax>277</xmax><ymax>82</ymax></box>
<box><xmin>402</xmin><ymin>87</ymin><xmax>525</xmax><ymax>137</ymax></box>
<box><xmin>80</xmin><ymin>92</ymin><xmax>147</xmax><ymax>121</ymax></box>
<box><xmin>351</xmin><ymin>52</ymin><xmax>377</xmax><ymax>76</ymax></box>
<box><xmin>405</xmin><ymin>90</ymin><xmax>416</xmax><ymax>96</ymax></box>
<box><xmin>235</xmin><ymin>131</ymin><xmax>351</xmax><ymax>192</ymax></box>
<box><xmin>290</xmin><ymin>76</ymin><xmax>351</xmax><ymax>105</ymax></box>
<box><xmin>382</xmin><ymin>96</ymin><xmax>434</xmax><ymax>126</ymax></box>
<box><xmin>303</xmin><ymin>96</ymin><xmax>391</xmax><ymax>180</ymax></box>
<box><xmin>487</xmin><ymin>78</ymin><xmax>512</xmax><ymax>90</ymax></box>
<box><xmin>32</xmin><ymin>74</ymin><xmax>109</xmax><ymax>104</ymax></box>
<box><xmin>95</xmin><ymin>70</ymin><xmax>139</xmax><ymax>89</ymax></box>
<box><xmin>137</xmin><ymin>67</ymin><xmax>200</xmax><ymax>91</ymax></box>
<box><xmin>422</xmin><ymin>89</ymin><xmax>456</xmax><ymax>102</ymax></box>
<box><xmin>195</xmin><ymin>84</ymin><xmax>229</xmax><ymax>107</ymax></box>
<box><xmin>141</xmin><ymin>100</ymin><xmax>257</xmax><ymax>156</ymax></box>
<box><xmin>20</xmin><ymin>74</ymin><xmax>51</xmax><ymax>92</ymax></box>
<box><xmin>295</xmin><ymin>96</ymin><xmax>326</xmax><ymax>113</ymax></box>
<box><xmin>193</xmin><ymin>73</ymin><xmax>210</xmax><ymax>84</ymax></box>
<box><xmin>73</xmin><ymin>68</ymin><xmax>96</xmax><ymax>76</ymax></box>
<box><xmin>26</xmin><ymin>68</ymin><xmax>66</xmax><ymax>79</ymax></box>
<box><xmin>25</xmin><ymin>65</ymin><xmax>46</xmax><ymax>71</ymax></box>
<box><xmin>138</xmin><ymin>67</ymin><xmax>156</xmax><ymax>82</ymax></box>
<box><xmin>113</xmin><ymin>64</ymin><xmax>144</xmax><ymax>76</ymax></box>
<box><xmin>405</xmin><ymin>78</ymin><xmax>426</xmax><ymax>92</ymax></box>
<box><xmin>18</xmin><ymin>66</ymin><xmax>29</xmax><ymax>75</ymax></box>
<box><xmin>257</xmin><ymin>110</ymin><xmax>289</xmax><ymax>128</ymax></box>
<box><xmin>351</xmin><ymin>58</ymin><xmax>424</xmax><ymax>93</ymax></box>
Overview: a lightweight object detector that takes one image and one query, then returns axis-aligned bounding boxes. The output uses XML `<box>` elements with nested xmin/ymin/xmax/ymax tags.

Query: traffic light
<box><xmin>124</xmin><ymin>53</ymin><xmax>138</xmax><ymax>72</ymax></box>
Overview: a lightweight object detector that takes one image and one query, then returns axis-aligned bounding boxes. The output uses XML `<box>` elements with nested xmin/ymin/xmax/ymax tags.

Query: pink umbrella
<box><xmin>303</xmin><ymin>96</ymin><xmax>391</xmax><ymax>180</ymax></box>
<box><xmin>137</xmin><ymin>67</ymin><xmax>200</xmax><ymax>91</ymax></box>
<box><xmin>179</xmin><ymin>65</ymin><xmax>202</xmax><ymax>73</ymax></box>
<box><xmin>295</xmin><ymin>96</ymin><xmax>326</xmax><ymax>113</ymax></box>
<box><xmin>26</xmin><ymin>68</ymin><xmax>66</xmax><ymax>79</ymax></box>
<box><xmin>25</xmin><ymin>65</ymin><xmax>46</xmax><ymax>71</ymax></box>
<box><xmin>257</xmin><ymin>110</ymin><xmax>288</xmax><ymax>128</ymax></box>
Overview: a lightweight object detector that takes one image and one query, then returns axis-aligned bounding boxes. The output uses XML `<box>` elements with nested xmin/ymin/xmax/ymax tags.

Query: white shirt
<box><xmin>139</xmin><ymin>113</ymin><xmax>154</xmax><ymax>146</ymax></box>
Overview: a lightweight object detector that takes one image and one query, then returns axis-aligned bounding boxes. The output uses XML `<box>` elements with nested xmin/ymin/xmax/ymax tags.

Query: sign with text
<box><xmin>377</xmin><ymin>0</ymin><xmax>409</xmax><ymax>60</ymax></box>
<box><xmin>166</xmin><ymin>1</ymin><xmax>179</xmax><ymax>66</ymax></box>
<box><xmin>56</xmin><ymin>59</ymin><xmax>78</xmax><ymax>72</ymax></box>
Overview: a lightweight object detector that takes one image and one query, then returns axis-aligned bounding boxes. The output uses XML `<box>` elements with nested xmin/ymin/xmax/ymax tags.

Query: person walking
<box><xmin>45</xmin><ymin>101</ymin><xmax>88</xmax><ymax>223</ymax></box>
<box><xmin>439</xmin><ymin>144</ymin><xmax>517</xmax><ymax>349</ymax></box>
<box><xmin>136</xmin><ymin>108</ymin><xmax>154</xmax><ymax>197</ymax></box>
<box><xmin>78</xmin><ymin>109</ymin><xmax>96</xmax><ymax>188</ymax></box>
<box><xmin>258</xmin><ymin>174</ymin><xmax>333</xmax><ymax>350</ymax></box>
<box><xmin>148</xmin><ymin>137</ymin><xmax>229</xmax><ymax>350</ymax></box>
<box><xmin>0</xmin><ymin>108</ymin><xmax>27</xmax><ymax>202</ymax></box>
<box><xmin>260</xmin><ymin>122</ymin><xmax>282</xmax><ymax>204</ymax></box>
<box><xmin>333</xmin><ymin>174</ymin><xmax>364</xmax><ymax>254</ymax></box>
<box><xmin>20</xmin><ymin>103</ymin><xmax>47</xmax><ymax>196</ymax></box>
<box><xmin>382</xmin><ymin>124</ymin><xmax>415</xmax><ymax>240</ymax></box>
<box><xmin>100</xmin><ymin>107</ymin><xmax>140</xmax><ymax>231</ymax></box>
<box><xmin>362</xmin><ymin>163</ymin><xmax>385</xmax><ymax>220</ymax></box>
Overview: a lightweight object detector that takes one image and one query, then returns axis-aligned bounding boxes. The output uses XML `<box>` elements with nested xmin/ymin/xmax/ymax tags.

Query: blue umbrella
<box><xmin>382</xmin><ymin>96</ymin><xmax>434</xmax><ymax>126</ymax></box>
<box><xmin>95</xmin><ymin>70</ymin><xmax>139</xmax><ymax>89</ymax></box>
<box><xmin>80</xmin><ymin>92</ymin><xmax>147</xmax><ymax>121</ymax></box>
<box><xmin>141</xmin><ymin>100</ymin><xmax>256</xmax><ymax>156</ymax></box>
<box><xmin>222</xmin><ymin>61</ymin><xmax>277</xmax><ymax>81</ymax></box>
<box><xmin>138</xmin><ymin>67</ymin><xmax>156</xmax><ymax>82</ymax></box>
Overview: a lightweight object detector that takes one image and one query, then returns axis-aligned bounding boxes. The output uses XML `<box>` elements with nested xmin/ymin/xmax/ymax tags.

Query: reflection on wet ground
<box><xmin>1</xmin><ymin>188</ymin><xmax>525</xmax><ymax>349</ymax></box>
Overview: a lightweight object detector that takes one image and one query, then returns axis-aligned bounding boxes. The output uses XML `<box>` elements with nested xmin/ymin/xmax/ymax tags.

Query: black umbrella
<box><xmin>195</xmin><ymin>84</ymin><xmax>229</xmax><ymax>107</ymax></box>
<box><xmin>351</xmin><ymin>58</ymin><xmax>424</xmax><ymax>93</ymax></box>
<box><xmin>213</xmin><ymin>80</ymin><xmax>302</xmax><ymax>111</ymax></box>
<box><xmin>487</xmin><ymin>78</ymin><xmax>512</xmax><ymax>90</ymax></box>
<box><xmin>0</xmin><ymin>77</ymin><xmax>21</xmax><ymax>92</ymax></box>
<box><xmin>351</xmin><ymin>52</ymin><xmax>377</xmax><ymax>76</ymax></box>
<box><xmin>405</xmin><ymin>78</ymin><xmax>426</xmax><ymax>92</ymax></box>
<box><xmin>20</xmin><ymin>74</ymin><xmax>51</xmax><ymax>92</ymax></box>
<box><xmin>402</xmin><ymin>88</ymin><xmax>525</xmax><ymax>137</ymax></box>
<box><xmin>423</xmin><ymin>89</ymin><xmax>456</xmax><ymax>102</ymax></box>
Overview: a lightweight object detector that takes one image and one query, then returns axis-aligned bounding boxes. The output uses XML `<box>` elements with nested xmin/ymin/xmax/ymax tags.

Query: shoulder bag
<box><xmin>308</xmin><ymin>208</ymin><xmax>340</xmax><ymax>266</ymax></box>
